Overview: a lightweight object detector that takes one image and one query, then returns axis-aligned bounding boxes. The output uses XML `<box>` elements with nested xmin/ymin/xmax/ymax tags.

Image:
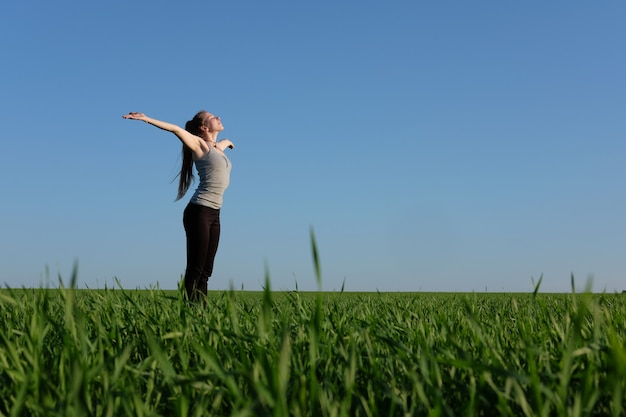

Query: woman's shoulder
<box><xmin>193</xmin><ymin>142</ymin><xmax>214</xmax><ymax>160</ymax></box>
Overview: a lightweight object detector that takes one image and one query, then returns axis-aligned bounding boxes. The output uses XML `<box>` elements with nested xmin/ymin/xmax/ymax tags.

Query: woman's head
<box><xmin>184</xmin><ymin>111</ymin><xmax>224</xmax><ymax>138</ymax></box>
<box><xmin>203</xmin><ymin>113</ymin><xmax>224</xmax><ymax>133</ymax></box>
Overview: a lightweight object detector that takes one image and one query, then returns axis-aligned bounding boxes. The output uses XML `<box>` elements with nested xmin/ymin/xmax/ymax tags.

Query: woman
<box><xmin>122</xmin><ymin>111</ymin><xmax>235</xmax><ymax>301</ymax></box>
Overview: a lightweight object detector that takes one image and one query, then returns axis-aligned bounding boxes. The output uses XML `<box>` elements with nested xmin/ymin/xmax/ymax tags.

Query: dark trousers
<box><xmin>183</xmin><ymin>203</ymin><xmax>221</xmax><ymax>301</ymax></box>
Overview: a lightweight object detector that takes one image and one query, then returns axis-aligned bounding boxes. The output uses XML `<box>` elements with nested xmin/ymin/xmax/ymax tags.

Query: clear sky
<box><xmin>1</xmin><ymin>1</ymin><xmax>624</xmax><ymax>293</ymax></box>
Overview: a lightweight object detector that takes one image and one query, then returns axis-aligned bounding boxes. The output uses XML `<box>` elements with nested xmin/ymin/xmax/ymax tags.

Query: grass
<box><xmin>0</xmin><ymin>234</ymin><xmax>624</xmax><ymax>416</ymax></box>
<box><xmin>1</xmin><ymin>284</ymin><xmax>625</xmax><ymax>416</ymax></box>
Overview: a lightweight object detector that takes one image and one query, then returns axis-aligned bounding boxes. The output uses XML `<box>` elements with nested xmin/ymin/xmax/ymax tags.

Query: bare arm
<box><xmin>122</xmin><ymin>112</ymin><xmax>208</xmax><ymax>158</ymax></box>
<box><xmin>216</xmin><ymin>139</ymin><xmax>235</xmax><ymax>151</ymax></box>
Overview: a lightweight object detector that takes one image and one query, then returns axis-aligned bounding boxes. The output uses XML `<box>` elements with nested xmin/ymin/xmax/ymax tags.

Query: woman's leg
<box><xmin>201</xmin><ymin>212</ymin><xmax>221</xmax><ymax>284</ymax></box>
<box><xmin>183</xmin><ymin>204</ymin><xmax>220</xmax><ymax>301</ymax></box>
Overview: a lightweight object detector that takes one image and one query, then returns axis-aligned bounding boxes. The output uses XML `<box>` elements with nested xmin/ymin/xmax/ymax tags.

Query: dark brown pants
<box><xmin>183</xmin><ymin>203</ymin><xmax>221</xmax><ymax>301</ymax></box>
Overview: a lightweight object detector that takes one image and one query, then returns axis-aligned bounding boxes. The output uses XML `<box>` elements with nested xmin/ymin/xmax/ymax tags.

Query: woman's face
<box><xmin>204</xmin><ymin>113</ymin><xmax>224</xmax><ymax>132</ymax></box>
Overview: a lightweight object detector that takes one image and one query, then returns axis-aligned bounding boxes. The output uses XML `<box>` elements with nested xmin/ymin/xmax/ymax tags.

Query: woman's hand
<box><xmin>122</xmin><ymin>112</ymin><xmax>147</xmax><ymax>121</ymax></box>
<box><xmin>217</xmin><ymin>139</ymin><xmax>235</xmax><ymax>150</ymax></box>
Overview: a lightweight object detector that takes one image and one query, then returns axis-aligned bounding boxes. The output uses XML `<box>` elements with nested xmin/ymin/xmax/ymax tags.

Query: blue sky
<box><xmin>1</xmin><ymin>1</ymin><xmax>624</xmax><ymax>292</ymax></box>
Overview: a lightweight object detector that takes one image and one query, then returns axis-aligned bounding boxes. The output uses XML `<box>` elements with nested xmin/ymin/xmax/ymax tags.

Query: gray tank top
<box><xmin>189</xmin><ymin>148</ymin><xmax>231</xmax><ymax>209</ymax></box>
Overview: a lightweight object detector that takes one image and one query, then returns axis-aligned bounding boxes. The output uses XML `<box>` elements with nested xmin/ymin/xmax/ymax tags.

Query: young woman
<box><xmin>122</xmin><ymin>111</ymin><xmax>235</xmax><ymax>301</ymax></box>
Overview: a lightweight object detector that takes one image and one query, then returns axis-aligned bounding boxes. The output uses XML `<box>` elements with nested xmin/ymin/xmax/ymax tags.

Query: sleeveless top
<box><xmin>189</xmin><ymin>148</ymin><xmax>231</xmax><ymax>209</ymax></box>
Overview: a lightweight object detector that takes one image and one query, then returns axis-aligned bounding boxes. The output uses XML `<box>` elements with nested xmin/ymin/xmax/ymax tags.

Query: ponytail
<box><xmin>175</xmin><ymin>111</ymin><xmax>208</xmax><ymax>201</ymax></box>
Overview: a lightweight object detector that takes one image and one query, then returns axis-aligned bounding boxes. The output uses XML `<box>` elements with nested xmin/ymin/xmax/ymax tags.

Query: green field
<box><xmin>1</xmin><ymin>283</ymin><xmax>625</xmax><ymax>416</ymax></box>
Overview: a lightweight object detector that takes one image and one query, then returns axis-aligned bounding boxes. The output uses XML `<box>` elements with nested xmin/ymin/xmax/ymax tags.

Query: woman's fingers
<box><xmin>122</xmin><ymin>112</ymin><xmax>144</xmax><ymax>119</ymax></box>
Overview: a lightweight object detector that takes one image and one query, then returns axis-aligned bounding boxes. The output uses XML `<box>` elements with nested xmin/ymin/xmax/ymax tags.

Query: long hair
<box><xmin>176</xmin><ymin>111</ymin><xmax>208</xmax><ymax>201</ymax></box>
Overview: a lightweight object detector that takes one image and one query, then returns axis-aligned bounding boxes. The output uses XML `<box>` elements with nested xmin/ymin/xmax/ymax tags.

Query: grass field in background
<box><xmin>1</xmin><ymin>281</ymin><xmax>625</xmax><ymax>416</ymax></box>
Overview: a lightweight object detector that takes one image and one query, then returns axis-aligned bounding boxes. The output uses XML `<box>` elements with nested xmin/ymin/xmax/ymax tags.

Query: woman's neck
<box><xmin>202</xmin><ymin>131</ymin><xmax>218</xmax><ymax>144</ymax></box>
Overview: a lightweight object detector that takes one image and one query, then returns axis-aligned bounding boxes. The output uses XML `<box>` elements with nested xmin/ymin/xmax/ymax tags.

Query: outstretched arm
<box><xmin>122</xmin><ymin>112</ymin><xmax>208</xmax><ymax>158</ymax></box>
<box><xmin>216</xmin><ymin>139</ymin><xmax>235</xmax><ymax>151</ymax></box>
